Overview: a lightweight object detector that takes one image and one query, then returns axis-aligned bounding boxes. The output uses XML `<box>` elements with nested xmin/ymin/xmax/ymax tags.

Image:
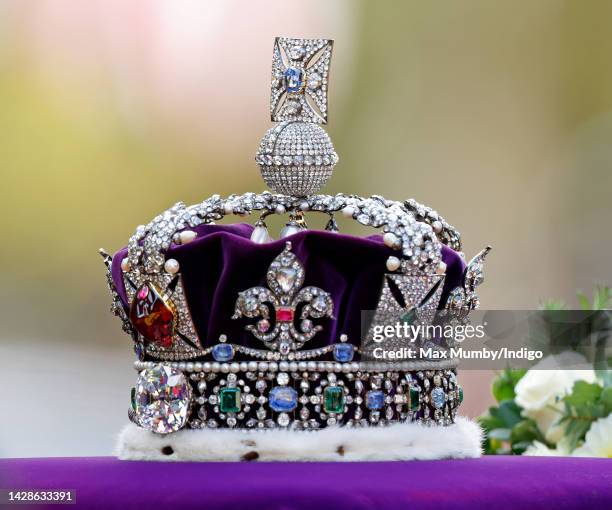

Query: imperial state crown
<box><xmin>102</xmin><ymin>37</ymin><xmax>488</xmax><ymax>461</ymax></box>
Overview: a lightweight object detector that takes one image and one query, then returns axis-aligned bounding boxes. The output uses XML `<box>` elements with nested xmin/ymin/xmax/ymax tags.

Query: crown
<box><xmin>102</xmin><ymin>37</ymin><xmax>489</xmax><ymax>460</ymax></box>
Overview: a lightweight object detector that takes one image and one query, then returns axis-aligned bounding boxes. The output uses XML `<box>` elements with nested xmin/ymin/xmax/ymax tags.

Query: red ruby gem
<box><xmin>130</xmin><ymin>282</ymin><xmax>175</xmax><ymax>348</ymax></box>
<box><xmin>276</xmin><ymin>307</ymin><xmax>295</xmax><ymax>322</ymax></box>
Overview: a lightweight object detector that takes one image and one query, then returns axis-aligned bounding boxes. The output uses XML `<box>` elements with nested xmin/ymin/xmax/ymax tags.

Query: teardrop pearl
<box><xmin>280</xmin><ymin>221</ymin><xmax>303</xmax><ymax>239</ymax></box>
<box><xmin>251</xmin><ymin>225</ymin><xmax>272</xmax><ymax>244</ymax></box>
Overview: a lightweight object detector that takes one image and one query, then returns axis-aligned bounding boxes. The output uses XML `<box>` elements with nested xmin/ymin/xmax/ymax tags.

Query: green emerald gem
<box><xmin>457</xmin><ymin>386</ymin><xmax>464</xmax><ymax>404</ymax></box>
<box><xmin>324</xmin><ymin>386</ymin><xmax>345</xmax><ymax>414</ymax></box>
<box><xmin>401</xmin><ymin>308</ymin><xmax>418</xmax><ymax>324</ymax></box>
<box><xmin>130</xmin><ymin>387</ymin><xmax>137</xmax><ymax>412</ymax></box>
<box><xmin>409</xmin><ymin>386</ymin><xmax>420</xmax><ymax>411</ymax></box>
<box><xmin>219</xmin><ymin>387</ymin><xmax>241</xmax><ymax>413</ymax></box>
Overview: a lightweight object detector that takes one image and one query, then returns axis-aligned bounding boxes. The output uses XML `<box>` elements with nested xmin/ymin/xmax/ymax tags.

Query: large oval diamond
<box><xmin>134</xmin><ymin>365</ymin><xmax>192</xmax><ymax>434</ymax></box>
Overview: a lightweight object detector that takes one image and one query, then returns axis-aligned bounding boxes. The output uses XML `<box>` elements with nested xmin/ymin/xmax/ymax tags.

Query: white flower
<box><xmin>514</xmin><ymin>352</ymin><xmax>595</xmax><ymax>444</ymax></box>
<box><xmin>524</xmin><ymin>437</ymin><xmax>572</xmax><ymax>456</ymax></box>
<box><xmin>573</xmin><ymin>415</ymin><xmax>612</xmax><ymax>458</ymax></box>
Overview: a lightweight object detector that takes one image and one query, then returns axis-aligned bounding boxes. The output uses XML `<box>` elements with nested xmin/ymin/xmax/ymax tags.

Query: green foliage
<box><xmin>480</xmin><ymin>369</ymin><xmax>529</xmax><ymax>453</ymax></box>
<box><xmin>510</xmin><ymin>419</ymin><xmax>546</xmax><ymax>454</ymax></box>
<box><xmin>578</xmin><ymin>286</ymin><xmax>612</xmax><ymax>311</ymax></box>
<box><xmin>564</xmin><ymin>380</ymin><xmax>602</xmax><ymax>408</ymax></box>
<box><xmin>579</xmin><ymin>287</ymin><xmax>612</xmax><ymax>386</ymax></box>
<box><xmin>558</xmin><ymin>380</ymin><xmax>609</xmax><ymax>451</ymax></box>
<box><xmin>539</xmin><ymin>299</ymin><xmax>566</xmax><ymax>311</ymax></box>
<box><xmin>492</xmin><ymin>368</ymin><xmax>526</xmax><ymax>402</ymax></box>
<box><xmin>479</xmin><ymin>396</ymin><xmax>548</xmax><ymax>454</ymax></box>
<box><xmin>601</xmin><ymin>386</ymin><xmax>612</xmax><ymax>414</ymax></box>
<box><xmin>479</xmin><ymin>394</ymin><xmax>537</xmax><ymax>454</ymax></box>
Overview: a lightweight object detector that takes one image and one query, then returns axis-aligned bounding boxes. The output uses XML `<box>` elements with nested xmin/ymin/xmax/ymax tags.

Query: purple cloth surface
<box><xmin>111</xmin><ymin>224</ymin><xmax>465</xmax><ymax>351</ymax></box>
<box><xmin>2</xmin><ymin>456</ymin><xmax>611</xmax><ymax>510</ymax></box>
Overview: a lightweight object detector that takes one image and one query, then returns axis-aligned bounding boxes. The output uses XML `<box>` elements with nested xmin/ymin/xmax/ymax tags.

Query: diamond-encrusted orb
<box><xmin>133</xmin><ymin>365</ymin><xmax>192</xmax><ymax>434</ymax></box>
<box><xmin>256</xmin><ymin>121</ymin><xmax>338</xmax><ymax>196</ymax></box>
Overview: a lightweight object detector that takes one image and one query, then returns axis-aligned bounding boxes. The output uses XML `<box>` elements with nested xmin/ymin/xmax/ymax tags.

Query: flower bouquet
<box><xmin>480</xmin><ymin>287</ymin><xmax>612</xmax><ymax>457</ymax></box>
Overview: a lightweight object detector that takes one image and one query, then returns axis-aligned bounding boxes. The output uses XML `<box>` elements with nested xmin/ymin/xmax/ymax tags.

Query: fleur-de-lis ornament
<box><xmin>232</xmin><ymin>242</ymin><xmax>334</xmax><ymax>355</ymax></box>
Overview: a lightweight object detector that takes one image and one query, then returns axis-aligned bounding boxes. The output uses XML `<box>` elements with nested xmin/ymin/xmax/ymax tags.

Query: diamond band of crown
<box><xmin>130</xmin><ymin>364</ymin><xmax>463</xmax><ymax>433</ymax></box>
<box><xmin>101</xmin><ymin>36</ymin><xmax>490</xmax><ymax>436</ymax></box>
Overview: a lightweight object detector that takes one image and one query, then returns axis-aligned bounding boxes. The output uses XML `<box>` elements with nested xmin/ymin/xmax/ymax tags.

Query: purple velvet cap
<box><xmin>111</xmin><ymin>224</ymin><xmax>465</xmax><ymax>352</ymax></box>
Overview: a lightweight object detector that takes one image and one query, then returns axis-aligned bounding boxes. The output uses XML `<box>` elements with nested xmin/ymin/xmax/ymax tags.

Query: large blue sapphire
<box><xmin>366</xmin><ymin>390</ymin><xmax>385</xmax><ymax>410</ymax></box>
<box><xmin>431</xmin><ymin>387</ymin><xmax>446</xmax><ymax>409</ymax></box>
<box><xmin>284</xmin><ymin>67</ymin><xmax>304</xmax><ymax>93</ymax></box>
<box><xmin>269</xmin><ymin>386</ymin><xmax>298</xmax><ymax>412</ymax></box>
<box><xmin>333</xmin><ymin>343</ymin><xmax>354</xmax><ymax>362</ymax></box>
<box><xmin>212</xmin><ymin>343</ymin><xmax>234</xmax><ymax>362</ymax></box>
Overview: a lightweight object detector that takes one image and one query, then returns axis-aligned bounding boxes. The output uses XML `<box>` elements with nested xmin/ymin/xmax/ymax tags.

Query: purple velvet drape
<box><xmin>3</xmin><ymin>456</ymin><xmax>611</xmax><ymax>509</ymax></box>
<box><xmin>111</xmin><ymin>224</ymin><xmax>465</xmax><ymax>349</ymax></box>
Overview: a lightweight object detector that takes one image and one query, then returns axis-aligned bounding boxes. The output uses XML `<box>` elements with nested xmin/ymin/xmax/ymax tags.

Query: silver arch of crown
<box><xmin>256</xmin><ymin>37</ymin><xmax>338</xmax><ymax>197</ymax></box>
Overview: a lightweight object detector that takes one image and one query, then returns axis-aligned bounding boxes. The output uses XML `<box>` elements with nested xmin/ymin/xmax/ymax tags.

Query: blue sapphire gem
<box><xmin>366</xmin><ymin>390</ymin><xmax>385</xmax><ymax>410</ymax></box>
<box><xmin>134</xmin><ymin>342</ymin><xmax>145</xmax><ymax>361</ymax></box>
<box><xmin>212</xmin><ymin>343</ymin><xmax>234</xmax><ymax>362</ymax></box>
<box><xmin>431</xmin><ymin>387</ymin><xmax>445</xmax><ymax>409</ymax></box>
<box><xmin>269</xmin><ymin>386</ymin><xmax>298</xmax><ymax>412</ymax></box>
<box><xmin>284</xmin><ymin>67</ymin><xmax>304</xmax><ymax>93</ymax></box>
<box><xmin>333</xmin><ymin>343</ymin><xmax>354</xmax><ymax>362</ymax></box>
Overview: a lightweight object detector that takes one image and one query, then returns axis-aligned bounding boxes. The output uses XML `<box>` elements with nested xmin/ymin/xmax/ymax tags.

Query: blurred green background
<box><xmin>0</xmin><ymin>1</ymin><xmax>610</xmax><ymax>456</ymax></box>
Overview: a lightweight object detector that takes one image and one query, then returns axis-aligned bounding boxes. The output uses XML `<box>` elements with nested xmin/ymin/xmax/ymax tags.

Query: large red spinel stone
<box><xmin>276</xmin><ymin>307</ymin><xmax>295</xmax><ymax>322</ymax></box>
<box><xmin>130</xmin><ymin>282</ymin><xmax>175</xmax><ymax>348</ymax></box>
